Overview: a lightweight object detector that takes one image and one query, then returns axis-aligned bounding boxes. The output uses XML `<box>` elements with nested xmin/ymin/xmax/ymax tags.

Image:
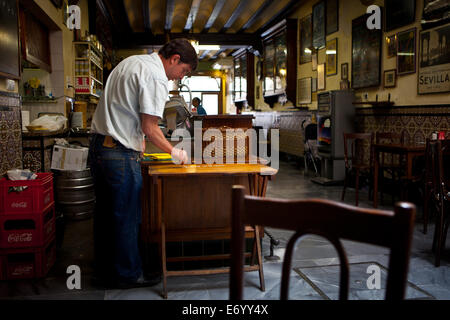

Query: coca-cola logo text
<box><xmin>8</xmin><ymin>233</ymin><xmax>33</xmax><ymax>243</ymax></box>
<box><xmin>12</xmin><ymin>265</ymin><xmax>33</xmax><ymax>276</ymax></box>
<box><xmin>11</xmin><ymin>202</ymin><xmax>28</xmax><ymax>208</ymax></box>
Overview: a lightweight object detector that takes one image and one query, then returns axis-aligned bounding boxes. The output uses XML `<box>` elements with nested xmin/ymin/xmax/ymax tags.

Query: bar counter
<box><xmin>140</xmin><ymin>160</ymin><xmax>277</xmax><ymax>298</ymax></box>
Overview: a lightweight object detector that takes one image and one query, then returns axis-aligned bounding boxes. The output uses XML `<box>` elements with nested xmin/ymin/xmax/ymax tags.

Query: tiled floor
<box><xmin>1</xmin><ymin>159</ymin><xmax>449</xmax><ymax>300</ymax></box>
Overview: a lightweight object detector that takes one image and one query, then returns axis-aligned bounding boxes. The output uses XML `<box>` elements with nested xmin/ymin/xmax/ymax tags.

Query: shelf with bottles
<box><xmin>74</xmin><ymin>76</ymin><xmax>103</xmax><ymax>98</ymax></box>
<box><xmin>73</xmin><ymin>41</ymin><xmax>103</xmax><ymax>97</ymax></box>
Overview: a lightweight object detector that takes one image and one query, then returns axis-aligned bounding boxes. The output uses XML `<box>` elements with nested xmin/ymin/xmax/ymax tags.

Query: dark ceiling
<box><xmin>91</xmin><ymin>0</ymin><xmax>303</xmax><ymax>61</ymax></box>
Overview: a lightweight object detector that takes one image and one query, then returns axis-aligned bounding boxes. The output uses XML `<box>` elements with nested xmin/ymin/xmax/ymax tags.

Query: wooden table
<box><xmin>140</xmin><ymin>161</ymin><xmax>277</xmax><ymax>298</ymax></box>
<box><xmin>372</xmin><ymin>143</ymin><xmax>425</xmax><ymax>208</ymax></box>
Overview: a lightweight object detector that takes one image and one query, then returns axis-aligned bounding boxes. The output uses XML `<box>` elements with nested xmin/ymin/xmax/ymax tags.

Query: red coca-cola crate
<box><xmin>0</xmin><ymin>206</ymin><xmax>55</xmax><ymax>249</ymax></box>
<box><xmin>0</xmin><ymin>172</ymin><xmax>54</xmax><ymax>215</ymax></box>
<box><xmin>0</xmin><ymin>255</ymin><xmax>5</xmax><ymax>281</ymax></box>
<box><xmin>0</xmin><ymin>236</ymin><xmax>56</xmax><ymax>280</ymax></box>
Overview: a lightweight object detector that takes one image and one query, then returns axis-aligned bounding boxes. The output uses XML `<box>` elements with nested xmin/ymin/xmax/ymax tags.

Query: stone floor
<box><xmin>1</xmin><ymin>158</ymin><xmax>449</xmax><ymax>300</ymax></box>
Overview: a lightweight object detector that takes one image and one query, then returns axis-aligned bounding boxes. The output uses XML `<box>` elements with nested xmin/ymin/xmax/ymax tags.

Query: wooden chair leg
<box><xmin>254</xmin><ymin>226</ymin><xmax>265</xmax><ymax>291</ymax></box>
<box><xmin>341</xmin><ymin>171</ymin><xmax>348</xmax><ymax>201</ymax></box>
<box><xmin>355</xmin><ymin>169</ymin><xmax>360</xmax><ymax>206</ymax></box>
<box><xmin>161</xmin><ymin>222</ymin><xmax>168</xmax><ymax>299</ymax></box>
<box><xmin>423</xmin><ymin>186</ymin><xmax>430</xmax><ymax>234</ymax></box>
<box><xmin>250</xmin><ymin>236</ymin><xmax>257</xmax><ymax>266</ymax></box>
<box><xmin>434</xmin><ymin>203</ymin><xmax>445</xmax><ymax>267</ymax></box>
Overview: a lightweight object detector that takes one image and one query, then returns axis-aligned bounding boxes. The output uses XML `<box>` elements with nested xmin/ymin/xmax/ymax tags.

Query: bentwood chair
<box><xmin>229</xmin><ymin>185</ymin><xmax>416</xmax><ymax>300</ymax></box>
<box><xmin>430</xmin><ymin>139</ymin><xmax>450</xmax><ymax>266</ymax></box>
<box><xmin>423</xmin><ymin>139</ymin><xmax>437</xmax><ymax>234</ymax></box>
<box><xmin>342</xmin><ymin>133</ymin><xmax>374</xmax><ymax>206</ymax></box>
<box><xmin>375</xmin><ymin>132</ymin><xmax>405</xmax><ymax>205</ymax></box>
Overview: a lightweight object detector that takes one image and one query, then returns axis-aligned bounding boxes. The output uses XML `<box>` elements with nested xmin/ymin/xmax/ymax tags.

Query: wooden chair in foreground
<box><xmin>230</xmin><ymin>185</ymin><xmax>416</xmax><ymax>300</ymax></box>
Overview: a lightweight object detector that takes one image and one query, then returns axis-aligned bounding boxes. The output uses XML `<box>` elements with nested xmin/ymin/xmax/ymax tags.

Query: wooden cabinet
<box><xmin>261</xmin><ymin>19</ymin><xmax>297</xmax><ymax>106</ymax></box>
<box><xmin>73</xmin><ymin>41</ymin><xmax>103</xmax><ymax>97</ymax></box>
<box><xmin>232</xmin><ymin>49</ymin><xmax>255</xmax><ymax>108</ymax></box>
<box><xmin>19</xmin><ymin>8</ymin><xmax>51</xmax><ymax>72</ymax></box>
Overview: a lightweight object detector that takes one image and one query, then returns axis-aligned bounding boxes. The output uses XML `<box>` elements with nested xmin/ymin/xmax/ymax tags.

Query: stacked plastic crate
<box><xmin>0</xmin><ymin>173</ymin><xmax>56</xmax><ymax>280</ymax></box>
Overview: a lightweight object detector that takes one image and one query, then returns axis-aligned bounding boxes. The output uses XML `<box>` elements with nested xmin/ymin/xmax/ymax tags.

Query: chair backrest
<box><xmin>343</xmin><ymin>133</ymin><xmax>374</xmax><ymax>168</ymax></box>
<box><xmin>424</xmin><ymin>139</ymin><xmax>437</xmax><ymax>187</ymax></box>
<box><xmin>229</xmin><ymin>185</ymin><xmax>416</xmax><ymax>300</ymax></box>
<box><xmin>375</xmin><ymin>132</ymin><xmax>404</xmax><ymax>145</ymax></box>
<box><xmin>376</xmin><ymin>132</ymin><xmax>405</xmax><ymax>166</ymax></box>
<box><xmin>434</xmin><ymin>139</ymin><xmax>450</xmax><ymax>198</ymax></box>
<box><xmin>304</xmin><ymin>123</ymin><xmax>317</xmax><ymax>142</ymax></box>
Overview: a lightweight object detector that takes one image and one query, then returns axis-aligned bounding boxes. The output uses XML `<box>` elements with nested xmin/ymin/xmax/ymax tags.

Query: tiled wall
<box><xmin>356</xmin><ymin>105</ymin><xmax>450</xmax><ymax>143</ymax></box>
<box><xmin>249</xmin><ymin>110</ymin><xmax>312</xmax><ymax>157</ymax></box>
<box><xmin>0</xmin><ymin>91</ymin><xmax>23</xmax><ymax>176</ymax></box>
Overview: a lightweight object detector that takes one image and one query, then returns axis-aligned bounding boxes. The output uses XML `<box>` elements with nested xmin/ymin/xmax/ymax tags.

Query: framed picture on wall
<box><xmin>351</xmin><ymin>13</ymin><xmax>382</xmax><ymax>89</ymax></box>
<box><xmin>341</xmin><ymin>63</ymin><xmax>348</xmax><ymax>80</ymax></box>
<box><xmin>418</xmin><ymin>23</ymin><xmax>450</xmax><ymax>94</ymax></box>
<box><xmin>0</xmin><ymin>0</ymin><xmax>20</xmax><ymax>79</ymax></box>
<box><xmin>326</xmin><ymin>38</ymin><xmax>338</xmax><ymax>76</ymax></box>
<box><xmin>299</xmin><ymin>14</ymin><xmax>313</xmax><ymax>64</ymax></box>
<box><xmin>326</xmin><ymin>0</ymin><xmax>339</xmax><ymax>35</ymax></box>
<box><xmin>386</xmin><ymin>35</ymin><xmax>397</xmax><ymax>59</ymax></box>
<box><xmin>385</xmin><ymin>0</ymin><xmax>416</xmax><ymax>32</ymax></box>
<box><xmin>317</xmin><ymin>63</ymin><xmax>326</xmax><ymax>90</ymax></box>
<box><xmin>397</xmin><ymin>27</ymin><xmax>416</xmax><ymax>75</ymax></box>
<box><xmin>312</xmin><ymin>0</ymin><xmax>326</xmax><ymax>49</ymax></box>
<box><xmin>384</xmin><ymin>69</ymin><xmax>397</xmax><ymax>88</ymax></box>
<box><xmin>298</xmin><ymin>77</ymin><xmax>312</xmax><ymax>104</ymax></box>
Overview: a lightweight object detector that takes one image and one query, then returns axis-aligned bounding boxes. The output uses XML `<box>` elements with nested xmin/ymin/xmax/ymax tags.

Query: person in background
<box><xmin>89</xmin><ymin>38</ymin><xmax>197</xmax><ymax>289</ymax></box>
<box><xmin>192</xmin><ymin>97</ymin><xmax>206</xmax><ymax>115</ymax></box>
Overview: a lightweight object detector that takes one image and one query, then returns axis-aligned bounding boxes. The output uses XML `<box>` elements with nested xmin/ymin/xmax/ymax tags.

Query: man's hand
<box><xmin>171</xmin><ymin>148</ymin><xmax>189</xmax><ymax>164</ymax></box>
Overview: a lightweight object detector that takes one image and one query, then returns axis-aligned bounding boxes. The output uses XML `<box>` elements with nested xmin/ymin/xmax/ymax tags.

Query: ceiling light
<box><xmin>189</xmin><ymin>39</ymin><xmax>199</xmax><ymax>54</ymax></box>
<box><xmin>197</xmin><ymin>45</ymin><xmax>221</xmax><ymax>51</ymax></box>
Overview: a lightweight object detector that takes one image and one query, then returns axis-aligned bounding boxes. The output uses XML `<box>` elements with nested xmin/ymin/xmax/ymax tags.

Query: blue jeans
<box><xmin>89</xmin><ymin>133</ymin><xmax>143</xmax><ymax>282</ymax></box>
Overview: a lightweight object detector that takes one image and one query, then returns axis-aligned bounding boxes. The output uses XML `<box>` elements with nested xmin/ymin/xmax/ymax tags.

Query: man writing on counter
<box><xmin>89</xmin><ymin>38</ymin><xmax>197</xmax><ymax>288</ymax></box>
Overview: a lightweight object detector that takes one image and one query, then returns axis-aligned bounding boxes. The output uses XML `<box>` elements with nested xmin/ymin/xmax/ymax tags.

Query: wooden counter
<box><xmin>140</xmin><ymin>161</ymin><xmax>277</xmax><ymax>298</ymax></box>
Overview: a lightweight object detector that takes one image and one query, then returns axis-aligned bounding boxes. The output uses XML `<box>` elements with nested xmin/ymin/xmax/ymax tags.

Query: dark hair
<box><xmin>192</xmin><ymin>97</ymin><xmax>201</xmax><ymax>104</ymax></box>
<box><xmin>159</xmin><ymin>38</ymin><xmax>198</xmax><ymax>71</ymax></box>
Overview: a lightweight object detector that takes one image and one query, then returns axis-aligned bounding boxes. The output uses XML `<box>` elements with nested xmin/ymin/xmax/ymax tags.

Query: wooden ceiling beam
<box><xmin>142</xmin><ymin>0</ymin><xmax>152</xmax><ymax>34</ymax></box>
<box><xmin>257</xmin><ymin>0</ymin><xmax>303</xmax><ymax>34</ymax></box>
<box><xmin>101</xmin><ymin>0</ymin><xmax>132</xmax><ymax>35</ymax></box>
<box><xmin>202</xmin><ymin>0</ymin><xmax>227</xmax><ymax>32</ymax></box>
<box><xmin>239</xmin><ymin>0</ymin><xmax>272</xmax><ymax>32</ymax></box>
<box><xmin>199</xmin><ymin>50</ymin><xmax>211</xmax><ymax>60</ymax></box>
<box><xmin>118</xmin><ymin>32</ymin><xmax>259</xmax><ymax>48</ymax></box>
<box><xmin>220</xmin><ymin>0</ymin><xmax>247</xmax><ymax>32</ymax></box>
<box><xmin>165</xmin><ymin>0</ymin><xmax>176</xmax><ymax>30</ymax></box>
<box><xmin>210</xmin><ymin>48</ymin><xmax>226</xmax><ymax>59</ymax></box>
<box><xmin>183</xmin><ymin>0</ymin><xmax>202</xmax><ymax>32</ymax></box>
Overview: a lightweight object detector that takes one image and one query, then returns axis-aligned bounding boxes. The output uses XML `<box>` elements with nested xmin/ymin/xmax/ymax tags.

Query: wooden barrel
<box><xmin>53</xmin><ymin>169</ymin><xmax>95</xmax><ymax>220</ymax></box>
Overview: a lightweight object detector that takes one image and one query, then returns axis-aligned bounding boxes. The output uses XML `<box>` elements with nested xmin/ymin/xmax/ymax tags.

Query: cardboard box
<box><xmin>51</xmin><ymin>145</ymin><xmax>88</xmax><ymax>171</ymax></box>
